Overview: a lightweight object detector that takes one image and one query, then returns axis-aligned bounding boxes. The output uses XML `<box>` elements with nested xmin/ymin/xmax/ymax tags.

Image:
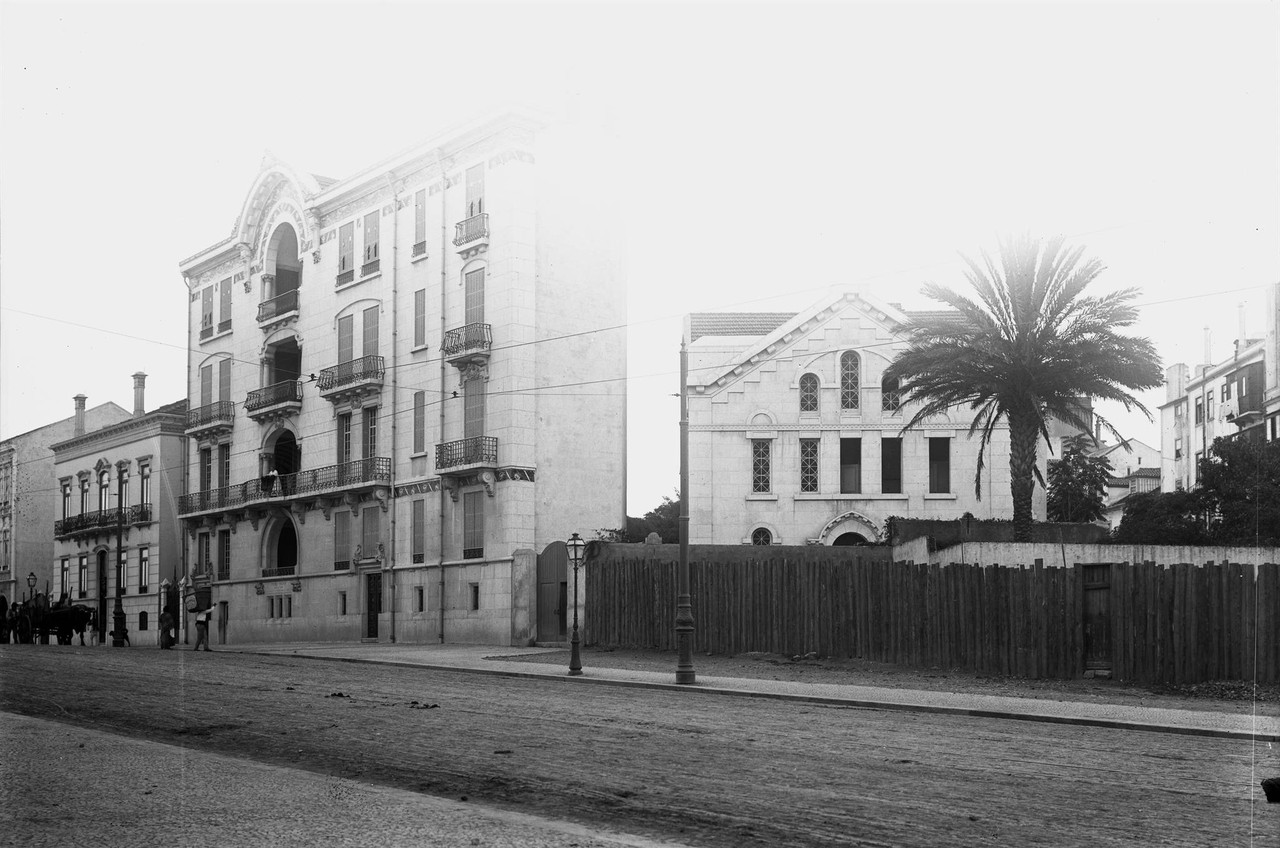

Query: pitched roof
<box><xmin>688</xmin><ymin>312</ymin><xmax>796</xmax><ymax>342</ymax></box>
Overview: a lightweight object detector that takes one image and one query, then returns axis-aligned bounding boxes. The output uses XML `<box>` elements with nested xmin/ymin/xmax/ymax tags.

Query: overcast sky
<box><xmin>2</xmin><ymin>1</ymin><xmax>1276</xmax><ymax>515</ymax></box>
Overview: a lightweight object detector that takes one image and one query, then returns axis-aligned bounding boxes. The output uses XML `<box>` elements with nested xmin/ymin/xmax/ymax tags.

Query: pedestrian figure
<box><xmin>195</xmin><ymin>607</ymin><xmax>212</xmax><ymax>651</ymax></box>
<box><xmin>159</xmin><ymin>608</ymin><xmax>175</xmax><ymax>649</ymax></box>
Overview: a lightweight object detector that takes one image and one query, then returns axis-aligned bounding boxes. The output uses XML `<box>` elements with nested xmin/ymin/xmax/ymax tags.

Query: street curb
<box><xmin>234</xmin><ymin>649</ymin><xmax>1280</xmax><ymax>744</ymax></box>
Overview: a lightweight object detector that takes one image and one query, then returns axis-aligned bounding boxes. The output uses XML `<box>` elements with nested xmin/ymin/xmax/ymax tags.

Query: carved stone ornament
<box><xmin>291</xmin><ymin>580</ymin><xmax>302</xmax><ymax>592</ymax></box>
<box><xmin>480</xmin><ymin>470</ymin><xmax>496</xmax><ymax>498</ymax></box>
<box><xmin>254</xmin><ymin>582</ymin><xmax>265</xmax><ymax>595</ymax></box>
<box><xmin>238</xmin><ymin>242</ymin><xmax>252</xmax><ymax>262</ymax></box>
<box><xmin>457</xmin><ymin>361</ymin><xmax>489</xmax><ymax>387</ymax></box>
<box><xmin>312</xmin><ymin>250</ymin><xmax>321</xmax><ymax>265</ymax></box>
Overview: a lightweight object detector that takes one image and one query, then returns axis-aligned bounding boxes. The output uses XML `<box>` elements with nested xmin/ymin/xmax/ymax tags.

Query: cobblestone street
<box><xmin>1</xmin><ymin>646</ymin><xmax>1276</xmax><ymax>847</ymax></box>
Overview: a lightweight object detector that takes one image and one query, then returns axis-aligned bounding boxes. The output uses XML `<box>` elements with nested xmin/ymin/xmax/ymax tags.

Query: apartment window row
<box><xmin>200</xmin><ymin>277</ymin><xmax>234</xmax><ymax>339</ymax></box>
<box><xmin>268</xmin><ymin>595</ymin><xmax>293</xmax><ymax>619</ymax></box>
<box><xmin>751</xmin><ymin>436</ymin><xmax>950</xmax><ymax>495</ymax></box>
<box><xmin>337</xmin><ymin>212</ymin><xmax>381</xmax><ymax>285</ymax></box>
<box><xmin>333</xmin><ymin>508</ymin><xmax>383</xmax><ymax>569</ymax></box>
<box><xmin>799</xmin><ymin>369</ymin><xmax>901</xmax><ymax>415</ymax></box>
<box><xmin>63</xmin><ymin>546</ymin><xmax>151</xmax><ymax>598</ymax></box>
<box><xmin>60</xmin><ymin>463</ymin><xmax>150</xmax><ymax>520</ymax></box>
<box><xmin>336</xmin><ymin>406</ymin><xmax>381</xmax><ymax>465</ymax></box>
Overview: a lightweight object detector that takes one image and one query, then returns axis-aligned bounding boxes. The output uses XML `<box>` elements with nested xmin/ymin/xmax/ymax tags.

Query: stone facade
<box><xmin>176</xmin><ymin>110</ymin><xmax>625</xmax><ymax>646</ymax></box>
<box><xmin>0</xmin><ymin>400</ymin><xmax>131</xmax><ymax>606</ymax></box>
<box><xmin>49</xmin><ymin>384</ymin><xmax>187</xmax><ymax>642</ymax></box>
<box><xmin>684</xmin><ymin>292</ymin><xmax>1040</xmax><ymax>547</ymax></box>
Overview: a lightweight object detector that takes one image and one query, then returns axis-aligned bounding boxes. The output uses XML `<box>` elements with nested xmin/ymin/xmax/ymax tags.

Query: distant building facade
<box><xmin>50</xmin><ymin>375</ymin><xmax>186</xmax><ymax>642</ymax></box>
<box><xmin>176</xmin><ymin>110</ymin><xmax>625</xmax><ymax>646</ymax></box>
<box><xmin>0</xmin><ymin>397</ymin><xmax>131</xmax><ymax>606</ymax></box>
<box><xmin>683</xmin><ymin>293</ymin><xmax>1043</xmax><ymax>547</ymax></box>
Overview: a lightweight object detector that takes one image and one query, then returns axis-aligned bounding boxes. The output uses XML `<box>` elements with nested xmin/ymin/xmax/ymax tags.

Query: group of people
<box><xmin>0</xmin><ymin>592</ymin><xmax>214</xmax><ymax>649</ymax></box>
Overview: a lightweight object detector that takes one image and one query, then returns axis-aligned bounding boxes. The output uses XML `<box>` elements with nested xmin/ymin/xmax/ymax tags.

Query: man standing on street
<box><xmin>194</xmin><ymin>606</ymin><xmax>213</xmax><ymax>652</ymax></box>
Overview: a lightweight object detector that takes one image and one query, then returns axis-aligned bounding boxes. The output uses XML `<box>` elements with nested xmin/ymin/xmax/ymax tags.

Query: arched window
<box><xmin>138</xmin><ymin>611</ymin><xmax>148</xmax><ymax>631</ymax></box>
<box><xmin>840</xmin><ymin>352</ymin><xmax>860</xmax><ymax>410</ymax></box>
<box><xmin>881</xmin><ymin>375</ymin><xmax>902</xmax><ymax>413</ymax></box>
<box><xmin>751</xmin><ymin>528</ymin><xmax>773</xmax><ymax>546</ymax></box>
<box><xmin>799</xmin><ymin>373</ymin><xmax>819</xmax><ymax>413</ymax></box>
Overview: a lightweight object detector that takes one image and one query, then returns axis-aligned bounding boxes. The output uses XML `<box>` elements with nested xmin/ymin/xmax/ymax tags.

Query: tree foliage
<box><xmin>884</xmin><ymin>235</ymin><xmax>1163</xmax><ymax>541</ymax></box>
<box><xmin>599</xmin><ymin>491</ymin><xmax>681</xmax><ymax>543</ymax></box>
<box><xmin>1046</xmin><ymin>435</ymin><xmax>1113</xmax><ymax>523</ymax></box>
<box><xmin>1110</xmin><ymin>490</ymin><xmax>1209</xmax><ymax>545</ymax></box>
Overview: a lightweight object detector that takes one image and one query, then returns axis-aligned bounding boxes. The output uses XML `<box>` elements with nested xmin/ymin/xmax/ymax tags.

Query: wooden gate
<box><xmin>1082</xmin><ymin>563</ymin><xmax>1112</xmax><ymax>672</ymax></box>
<box><xmin>537</xmin><ymin>541</ymin><xmax>568</xmax><ymax>643</ymax></box>
<box><xmin>366</xmin><ymin>571</ymin><xmax>382</xmax><ymax>639</ymax></box>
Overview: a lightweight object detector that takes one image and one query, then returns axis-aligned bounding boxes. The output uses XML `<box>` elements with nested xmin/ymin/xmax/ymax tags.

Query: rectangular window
<box><xmin>200</xmin><ymin>286</ymin><xmax>214</xmax><ymax>336</ymax></box>
<box><xmin>469</xmin><ymin>582</ymin><xmax>481</xmax><ymax>611</ymax></box>
<box><xmin>116</xmin><ymin>549</ymin><xmax>126</xmax><ymax>595</ymax></box>
<box><xmin>219</xmin><ymin>358</ymin><xmax>232</xmax><ymax>403</ymax></box>
<box><xmin>200</xmin><ymin>447</ymin><xmax>212</xmax><ymax>493</ymax></box>
<box><xmin>362</xmin><ymin>211</ymin><xmax>380</xmax><ymax>272</ymax></box>
<box><xmin>1223</xmin><ymin>381</ymin><xmax>1232</xmax><ymax>401</ymax></box>
<box><xmin>61</xmin><ymin>558</ymin><xmax>70</xmax><ymax>598</ymax></box>
<box><xmin>334</xmin><ymin>511</ymin><xmax>351</xmax><ymax>570</ymax></box>
<box><xmin>464</xmin><ymin>267</ymin><xmax>485</xmax><ymax>325</ymax></box>
<box><xmin>929</xmin><ymin>437</ymin><xmax>951</xmax><ymax>494</ymax></box>
<box><xmin>80</xmin><ymin>478</ymin><xmax>89</xmax><ymax>514</ymax></box>
<box><xmin>463</xmin><ymin>378</ymin><xmax>485</xmax><ymax>440</ymax></box>
<box><xmin>338</xmin><ymin>314</ymin><xmax>354</xmax><ymax>364</ymax></box>
<box><xmin>1175</xmin><ymin>402</ymin><xmax>1185</xmax><ymax>418</ymax></box>
<box><xmin>1195</xmin><ymin>398</ymin><xmax>1204</xmax><ymax>424</ymax></box>
<box><xmin>199</xmin><ymin>533</ymin><xmax>211</xmax><ymax>576</ymax></box>
<box><xmin>200</xmin><ymin>363</ymin><xmax>214</xmax><ymax>407</ymax></box>
<box><xmin>751</xmin><ymin>439</ymin><xmax>771</xmax><ymax>493</ymax></box>
<box><xmin>218</xmin><ymin>277</ymin><xmax>233</xmax><ymax>333</ymax></box>
<box><xmin>413</xmin><ymin>189</ymin><xmax>427</xmax><ymax>256</ymax></box>
<box><xmin>881</xmin><ymin>437</ymin><xmax>903</xmax><ymax>494</ymax></box>
<box><xmin>339</xmin><ymin>591</ymin><xmax>347</xmax><ymax>615</ymax></box>
<box><xmin>139</xmin><ymin>464</ymin><xmax>151</xmax><ymax>505</ymax></box>
<box><xmin>362</xmin><ymin>406</ymin><xmax>378</xmax><ymax>459</ymax></box>
<box><xmin>78</xmin><ymin>555</ymin><xmax>88</xmax><ymax>598</ymax></box>
<box><xmin>799</xmin><ymin>438</ymin><xmax>819</xmax><ymax>493</ymax></box>
<box><xmin>218</xmin><ymin>443</ymin><xmax>231</xmax><ymax>489</ymax></box>
<box><xmin>337</xmin><ymin>413</ymin><xmax>352</xmax><ymax>465</ymax></box>
<box><xmin>414</xmin><ymin>289</ymin><xmax>426</xmax><ymax>347</ymax></box>
<box><xmin>61</xmin><ymin>483</ymin><xmax>71</xmax><ymax>519</ymax></box>
<box><xmin>465</xmin><ymin>164</ymin><xmax>485</xmax><ymax>217</ymax></box>
<box><xmin>1207</xmin><ymin>390</ymin><xmax>1215</xmax><ymax>420</ymax></box>
<box><xmin>337</xmin><ymin>222</ymin><xmax>355</xmax><ymax>281</ymax></box>
<box><xmin>412</xmin><ymin>499</ymin><xmax>425</xmax><ymax>563</ymax></box>
<box><xmin>362</xmin><ymin>305</ymin><xmax>379</xmax><ymax>358</ymax></box>
<box><xmin>138</xmin><ymin>547</ymin><xmax>150</xmax><ymax>593</ymax></box>
<box><xmin>463</xmin><ymin>491</ymin><xmax>484</xmax><ymax>558</ymax></box>
<box><xmin>1194</xmin><ymin>450</ymin><xmax>1203</xmax><ymax>484</ymax></box>
<box><xmin>1175</xmin><ymin>437</ymin><xmax>1183</xmax><ymax>460</ymax></box>
<box><xmin>413</xmin><ymin>391</ymin><xmax>426</xmax><ymax>454</ymax></box>
<box><xmin>218</xmin><ymin>530</ymin><xmax>231</xmax><ymax>581</ymax></box>
<box><xmin>416</xmin><ymin>586</ymin><xmax>425</xmax><ymax>612</ymax></box>
<box><xmin>840</xmin><ymin>438</ymin><xmax>862</xmax><ymax>494</ymax></box>
<box><xmin>362</xmin><ymin>508</ymin><xmax>381</xmax><ymax>557</ymax></box>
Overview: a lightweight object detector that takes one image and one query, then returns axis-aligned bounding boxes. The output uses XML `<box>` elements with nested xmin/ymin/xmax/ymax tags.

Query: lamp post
<box><xmin>26</xmin><ymin>572</ymin><xmax>36</xmax><ymax>602</ymax></box>
<box><xmin>566</xmin><ymin>532</ymin><xmax>586</xmax><ymax>676</ymax></box>
<box><xmin>675</xmin><ymin>341</ymin><xmax>695</xmax><ymax>684</ymax></box>
<box><xmin>112</xmin><ymin>473</ymin><xmax>128</xmax><ymax>648</ymax></box>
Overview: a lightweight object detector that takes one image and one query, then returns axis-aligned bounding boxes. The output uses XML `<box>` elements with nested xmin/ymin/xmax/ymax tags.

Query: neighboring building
<box><xmin>1101</xmin><ymin>466</ymin><xmax>1162</xmax><ymax>530</ymax></box>
<box><xmin>176</xmin><ymin>110</ymin><xmax>625</xmax><ymax>646</ymax></box>
<box><xmin>1088</xmin><ymin>436</ymin><xmax>1161</xmax><ymax>480</ymax></box>
<box><xmin>50</xmin><ymin>375</ymin><xmax>186</xmax><ymax>642</ymax></box>
<box><xmin>0</xmin><ymin>397</ymin><xmax>131</xmax><ymax>606</ymax></box>
<box><xmin>1160</xmin><ymin>331</ymin><xmax>1266</xmax><ymax>493</ymax></box>
<box><xmin>683</xmin><ymin>292</ymin><xmax>1042</xmax><ymax>547</ymax></box>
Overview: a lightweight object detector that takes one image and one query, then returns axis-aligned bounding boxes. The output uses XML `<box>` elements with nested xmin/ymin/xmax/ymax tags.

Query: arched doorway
<box><xmin>833</xmin><ymin>532</ymin><xmax>868</xmax><ymax>546</ymax></box>
<box><xmin>267</xmin><ymin>224</ymin><xmax>302</xmax><ymax>298</ymax></box>
<box><xmin>276</xmin><ymin>521</ymin><xmax>298</xmax><ymax>576</ymax></box>
<box><xmin>270</xmin><ymin>430</ymin><xmax>299</xmax><ymax>476</ymax></box>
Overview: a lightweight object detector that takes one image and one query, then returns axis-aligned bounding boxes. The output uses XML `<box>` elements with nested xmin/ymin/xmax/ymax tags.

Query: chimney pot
<box><xmin>132</xmin><ymin>372</ymin><xmax>147</xmax><ymax>418</ymax></box>
<box><xmin>73</xmin><ymin>395</ymin><xmax>87</xmax><ymax>437</ymax></box>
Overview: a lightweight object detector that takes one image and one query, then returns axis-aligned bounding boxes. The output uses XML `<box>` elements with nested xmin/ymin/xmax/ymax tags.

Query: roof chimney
<box><xmin>74</xmin><ymin>395</ymin><xmax>87</xmax><ymax>437</ymax></box>
<box><xmin>132</xmin><ymin>372</ymin><xmax>147</xmax><ymax>418</ymax></box>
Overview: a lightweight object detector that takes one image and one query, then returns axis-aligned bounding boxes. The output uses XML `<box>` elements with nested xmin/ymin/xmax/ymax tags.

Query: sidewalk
<box><xmin>221</xmin><ymin>641</ymin><xmax>1280</xmax><ymax>743</ymax></box>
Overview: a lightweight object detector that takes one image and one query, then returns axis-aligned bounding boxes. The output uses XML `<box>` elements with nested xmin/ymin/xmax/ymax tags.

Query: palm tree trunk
<box><xmin>1008</xmin><ymin>412</ymin><xmax>1038</xmax><ymax>542</ymax></box>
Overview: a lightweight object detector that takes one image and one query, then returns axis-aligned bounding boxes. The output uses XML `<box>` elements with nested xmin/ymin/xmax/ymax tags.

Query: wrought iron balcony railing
<box><xmin>187</xmin><ymin>400</ymin><xmax>235</xmax><ymax>430</ymax></box>
<box><xmin>261</xmin><ymin>565</ymin><xmax>296</xmax><ymax>578</ymax></box>
<box><xmin>436</xmin><ymin>436</ymin><xmax>498</xmax><ymax>470</ymax></box>
<box><xmin>317</xmin><ymin>355</ymin><xmax>385</xmax><ymax>392</ymax></box>
<box><xmin>55</xmin><ymin>504</ymin><xmax>154</xmax><ymax>537</ymax></box>
<box><xmin>361</xmin><ymin>259</ymin><xmax>380</xmax><ymax>277</ymax></box>
<box><xmin>245</xmin><ymin>380</ymin><xmax>303</xmax><ymax>412</ymax></box>
<box><xmin>441</xmin><ymin>323</ymin><xmax>492</xmax><ymax>358</ymax></box>
<box><xmin>453</xmin><ymin>213</ymin><xmax>489</xmax><ymax>247</ymax></box>
<box><xmin>199</xmin><ymin>321</ymin><xmax>214</xmax><ymax>340</ymax></box>
<box><xmin>257</xmin><ymin>289</ymin><xmax>299</xmax><ymax>323</ymax></box>
<box><xmin>178</xmin><ymin>458</ymin><xmax>391</xmax><ymax>515</ymax></box>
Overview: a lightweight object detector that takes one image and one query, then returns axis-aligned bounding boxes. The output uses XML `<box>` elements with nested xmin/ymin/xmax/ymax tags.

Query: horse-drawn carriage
<box><xmin>2</xmin><ymin>593</ymin><xmax>94</xmax><ymax>645</ymax></box>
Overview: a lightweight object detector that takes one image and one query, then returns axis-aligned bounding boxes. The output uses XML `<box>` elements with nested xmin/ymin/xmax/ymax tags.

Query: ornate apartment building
<box><xmin>683</xmin><ymin>292</ymin><xmax>1041</xmax><ymax>547</ymax></box>
<box><xmin>177</xmin><ymin>110</ymin><xmax>625</xmax><ymax>646</ymax></box>
<box><xmin>49</xmin><ymin>376</ymin><xmax>186</xmax><ymax>641</ymax></box>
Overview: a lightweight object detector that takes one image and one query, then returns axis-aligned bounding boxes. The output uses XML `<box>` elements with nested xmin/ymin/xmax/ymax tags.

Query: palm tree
<box><xmin>884</xmin><ymin>235</ymin><xmax>1163</xmax><ymax>541</ymax></box>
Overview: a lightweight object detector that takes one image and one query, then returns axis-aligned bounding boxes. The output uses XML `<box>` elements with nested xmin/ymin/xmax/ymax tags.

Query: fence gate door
<box><xmin>536</xmin><ymin>541</ymin><xmax>568</xmax><ymax>643</ymax></box>
<box><xmin>366</xmin><ymin>571</ymin><xmax>382</xmax><ymax>639</ymax></box>
<box><xmin>1082</xmin><ymin>563</ymin><xmax>1112</xmax><ymax>673</ymax></box>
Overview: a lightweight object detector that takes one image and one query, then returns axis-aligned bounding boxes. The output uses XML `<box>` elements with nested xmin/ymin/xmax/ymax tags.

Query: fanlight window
<box><xmin>799</xmin><ymin>373</ymin><xmax>819</xmax><ymax>413</ymax></box>
<box><xmin>751</xmin><ymin>528</ymin><xmax>772</xmax><ymax>546</ymax></box>
<box><xmin>840</xmin><ymin>352</ymin><xmax>860</xmax><ymax>410</ymax></box>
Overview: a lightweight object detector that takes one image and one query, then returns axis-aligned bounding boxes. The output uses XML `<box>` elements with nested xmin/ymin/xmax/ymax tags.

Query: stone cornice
<box><xmin>51</xmin><ymin>411</ymin><xmax>188</xmax><ymax>457</ymax></box>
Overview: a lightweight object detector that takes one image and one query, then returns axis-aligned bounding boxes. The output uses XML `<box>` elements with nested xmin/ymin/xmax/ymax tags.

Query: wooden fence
<box><xmin>584</xmin><ymin>544</ymin><xmax>1280</xmax><ymax>683</ymax></box>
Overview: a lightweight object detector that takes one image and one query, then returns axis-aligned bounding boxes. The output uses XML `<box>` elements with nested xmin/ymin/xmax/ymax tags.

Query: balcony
<box><xmin>453</xmin><ymin>213</ymin><xmax>489</xmax><ymax>257</ymax></box>
<box><xmin>436</xmin><ymin>436</ymin><xmax>498</xmax><ymax>476</ymax></box>
<box><xmin>55</xmin><ymin>504</ymin><xmax>153</xmax><ymax>539</ymax></box>
<box><xmin>178</xmin><ymin>457</ymin><xmax>392</xmax><ymax>518</ymax></box>
<box><xmin>441</xmin><ymin>323</ymin><xmax>492</xmax><ymax>368</ymax></box>
<box><xmin>245</xmin><ymin>380</ymin><xmax>303</xmax><ymax>424</ymax></box>
<box><xmin>361</xmin><ymin>259</ymin><xmax>380</xmax><ymax>278</ymax></box>
<box><xmin>257</xmin><ymin>288</ymin><xmax>299</xmax><ymax>330</ymax></box>
<box><xmin>199</xmin><ymin>320</ymin><xmax>214</xmax><ymax>341</ymax></box>
<box><xmin>318</xmin><ymin>355</ymin><xmax>385</xmax><ymax>406</ymax></box>
<box><xmin>186</xmin><ymin>400</ymin><xmax>235</xmax><ymax>441</ymax></box>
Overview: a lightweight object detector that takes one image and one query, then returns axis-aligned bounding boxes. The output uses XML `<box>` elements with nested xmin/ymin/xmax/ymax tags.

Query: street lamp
<box><xmin>26</xmin><ymin>572</ymin><xmax>36</xmax><ymax>601</ymax></box>
<box><xmin>566</xmin><ymin>532</ymin><xmax>586</xmax><ymax>676</ymax></box>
